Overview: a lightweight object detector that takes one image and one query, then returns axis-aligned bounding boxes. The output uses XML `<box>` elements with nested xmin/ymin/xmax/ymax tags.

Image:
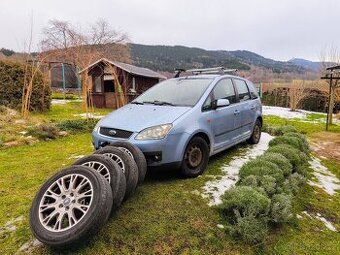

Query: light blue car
<box><xmin>92</xmin><ymin>69</ymin><xmax>262</xmax><ymax>177</ymax></box>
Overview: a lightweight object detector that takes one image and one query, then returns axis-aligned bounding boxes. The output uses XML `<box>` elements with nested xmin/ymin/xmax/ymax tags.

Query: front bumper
<box><xmin>92</xmin><ymin>131</ymin><xmax>190</xmax><ymax>167</ymax></box>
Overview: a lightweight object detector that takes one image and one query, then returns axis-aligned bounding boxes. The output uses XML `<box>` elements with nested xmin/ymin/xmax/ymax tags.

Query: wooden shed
<box><xmin>80</xmin><ymin>58</ymin><xmax>166</xmax><ymax>108</ymax></box>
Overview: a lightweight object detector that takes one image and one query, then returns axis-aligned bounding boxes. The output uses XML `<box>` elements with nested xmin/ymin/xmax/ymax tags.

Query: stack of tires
<box><xmin>29</xmin><ymin>142</ymin><xmax>147</xmax><ymax>248</ymax></box>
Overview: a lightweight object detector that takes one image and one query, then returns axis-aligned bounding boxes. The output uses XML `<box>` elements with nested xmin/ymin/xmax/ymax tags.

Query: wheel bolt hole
<box><xmin>62</xmin><ymin>195</ymin><xmax>66</xmax><ymax>199</ymax></box>
<box><xmin>59</xmin><ymin>204</ymin><xmax>63</xmax><ymax>208</ymax></box>
<box><xmin>66</xmin><ymin>206</ymin><xmax>69</xmax><ymax>210</ymax></box>
<box><xmin>70</xmin><ymin>193</ymin><xmax>74</xmax><ymax>197</ymax></box>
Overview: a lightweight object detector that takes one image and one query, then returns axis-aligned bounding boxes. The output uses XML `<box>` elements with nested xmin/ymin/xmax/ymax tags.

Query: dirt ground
<box><xmin>309</xmin><ymin>132</ymin><xmax>340</xmax><ymax>162</ymax></box>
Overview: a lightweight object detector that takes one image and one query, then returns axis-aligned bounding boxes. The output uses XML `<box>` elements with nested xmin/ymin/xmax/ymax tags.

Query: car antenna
<box><xmin>174</xmin><ymin>68</ymin><xmax>186</xmax><ymax>78</ymax></box>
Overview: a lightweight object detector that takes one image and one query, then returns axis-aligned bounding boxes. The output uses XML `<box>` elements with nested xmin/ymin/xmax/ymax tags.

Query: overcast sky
<box><xmin>0</xmin><ymin>0</ymin><xmax>339</xmax><ymax>61</ymax></box>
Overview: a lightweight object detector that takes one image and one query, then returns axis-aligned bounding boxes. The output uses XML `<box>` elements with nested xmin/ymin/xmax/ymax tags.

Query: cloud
<box><xmin>0</xmin><ymin>0</ymin><xmax>339</xmax><ymax>61</ymax></box>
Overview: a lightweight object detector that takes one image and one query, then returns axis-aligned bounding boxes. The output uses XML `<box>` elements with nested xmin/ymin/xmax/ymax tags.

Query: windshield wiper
<box><xmin>131</xmin><ymin>101</ymin><xmax>144</xmax><ymax>105</ymax></box>
<box><xmin>143</xmin><ymin>100</ymin><xmax>175</xmax><ymax>106</ymax></box>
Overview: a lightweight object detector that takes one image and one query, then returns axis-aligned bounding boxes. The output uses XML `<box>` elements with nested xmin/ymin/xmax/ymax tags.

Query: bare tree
<box><xmin>319</xmin><ymin>46</ymin><xmax>340</xmax><ymax>124</ymax></box>
<box><xmin>40</xmin><ymin>19</ymin><xmax>130</xmax><ymax>115</ymax></box>
<box><xmin>289</xmin><ymin>80</ymin><xmax>309</xmax><ymax>111</ymax></box>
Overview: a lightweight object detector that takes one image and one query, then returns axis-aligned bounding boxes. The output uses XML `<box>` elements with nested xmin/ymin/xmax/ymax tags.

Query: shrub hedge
<box><xmin>219</xmin><ymin>125</ymin><xmax>310</xmax><ymax>244</ymax></box>
<box><xmin>0</xmin><ymin>60</ymin><xmax>51</xmax><ymax>112</ymax></box>
<box><xmin>258</xmin><ymin>152</ymin><xmax>293</xmax><ymax>176</ymax></box>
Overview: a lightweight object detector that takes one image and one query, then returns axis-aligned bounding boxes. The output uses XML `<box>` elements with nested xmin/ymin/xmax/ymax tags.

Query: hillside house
<box><xmin>80</xmin><ymin>58</ymin><xmax>166</xmax><ymax>108</ymax></box>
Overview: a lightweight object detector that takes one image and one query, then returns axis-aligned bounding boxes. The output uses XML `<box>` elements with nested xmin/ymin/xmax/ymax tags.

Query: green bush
<box><xmin>27</xmin><ymin>123</ymin><xmax>59</xmax><ymax>140</ymax></box>
<box><xmin>239</xmin><ymin>159</ymin><xmax>284</xmax><ymax>183</ymax></box>
<box><xmin>0</xmin><ymin>60</ymin><xmax>51</xmax><ymax>111</ymax></box>
<box><xmin>56</xmin><ymin>119</ymin><xmax>96</xmax><ymax>133</ymax></box>
<box><xmin>229</xmin><ymin>215</ymin><xmax>268</xmax><ymax>244</ymax></box>
<box><xmin>270</xmin><ymin>194</ymin><xmax>292</xmax><ymax>223</ymax></box>
<box><xmin>284</xmin><ymin>132</ymin><xmax>310</xmax><ymax>152</ymax></box>
<box><xmin>258</xmin><ymin>152</ymin><xmax>293</xmax><ymax>176</ymax></box>
<box><xmin>220</xmin><ymin>186</ymin><xmax>270</xmax><ymax>244</ymax></box>
<box><xmin>267</xmin><ymin>144</ymin><xmax>307</xmax><ymax>170</ymax></box>
<box><xmin>220</xmin><ymin>186</ymin><xmax>271</xmax><ymax>221</ymax></box>
<box><xmin>276</xmin><ymin>125</ymin><xmax>298</xmax><ymax>135</ymax></box>
<box><xmin>240</xmin><ymin>175</ymin><xmax>278</xmax><ymax>197</ymax></box>
<box><xmin>288</xmin><ymin>173</ymin><xmax>307</xmax><ymax>193</ymax></box>
<box><xmin>269</xmin><ymin>136</ymin><xmax>303</xmax><ymax>151</ymax></box>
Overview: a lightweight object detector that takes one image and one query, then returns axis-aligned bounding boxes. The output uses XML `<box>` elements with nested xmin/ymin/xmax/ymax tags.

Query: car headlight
<box><xmin>135</xmin><ymin>124</ymin><xmax>172</xmax><ymax>140</ymax></box>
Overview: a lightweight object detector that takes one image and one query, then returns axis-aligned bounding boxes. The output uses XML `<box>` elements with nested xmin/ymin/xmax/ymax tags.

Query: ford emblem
<box><xmin>109</xmin><ymin>130</ymin><xmax>117</xmax><ymax>136</ymax></box>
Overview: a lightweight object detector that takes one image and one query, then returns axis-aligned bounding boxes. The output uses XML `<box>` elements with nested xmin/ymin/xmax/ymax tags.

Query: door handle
<box><xmin>234</xmin><ymin>110</ymin><xmax>240</xmax><ymax>116</ymax></box>
<box><xmin>250</xmin><ymin>105</ymin><xmax>256</xmax><ymax>110</ymax></box>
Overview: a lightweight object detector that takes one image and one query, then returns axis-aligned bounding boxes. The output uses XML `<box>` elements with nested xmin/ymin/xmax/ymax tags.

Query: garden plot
<box><xmin>201</xmin><ymin>133</ymin><xmax>274</xmax><ymax>206</ymax></box>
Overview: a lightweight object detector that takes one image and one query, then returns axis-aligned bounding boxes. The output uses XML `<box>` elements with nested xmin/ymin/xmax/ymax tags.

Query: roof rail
<box><xmin>173</xmin><ymin>67</ymin><xmax>238</xmax><ymax>77</ymax></box>
<box><xmin>187</xmin><ymin>67</ymin><xmax>238</xmax><ymax>75</ymax></box>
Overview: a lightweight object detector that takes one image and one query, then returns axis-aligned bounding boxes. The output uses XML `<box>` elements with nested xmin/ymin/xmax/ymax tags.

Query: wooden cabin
<box><xmin>80</xmin><ymin>58</ymin><xmax>166</xmax><ymax>108</ymax></box>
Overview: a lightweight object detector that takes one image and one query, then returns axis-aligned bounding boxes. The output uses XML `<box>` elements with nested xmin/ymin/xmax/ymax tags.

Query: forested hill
<box><xmin>129</xmin><ymin>43</ymin><xmax>308</xmax><ymax>73</ymax></box>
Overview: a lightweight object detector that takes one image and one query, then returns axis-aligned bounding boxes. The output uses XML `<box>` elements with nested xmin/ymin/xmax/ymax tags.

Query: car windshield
<box><xmin>132</xmin><ymin>78</ymin><xmax>213</xmax><ymax>107</ymax></box>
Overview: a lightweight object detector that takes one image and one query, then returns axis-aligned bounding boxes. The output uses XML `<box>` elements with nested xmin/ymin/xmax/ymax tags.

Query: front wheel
<box><xmin>180</xmin><ymin>137</ymin><xmax>209</xmax><ymax>178</ymax></box>
<box><xmin>247</xmin><ymin>119</ymin><xmax>262</xmax><ymax>144</ymax></box>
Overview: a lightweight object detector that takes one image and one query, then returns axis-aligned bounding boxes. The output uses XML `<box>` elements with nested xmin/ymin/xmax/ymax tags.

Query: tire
<box><xmin>72</xmin><ymin>154</ymin><xmax>126</xmax><ymax>210</ymax></box>
<box><xmin>247</xmin><ymin>119</ymin><xmax>262</xmax><ymax>144</ymax></box>
<box><xmin>94</xmin><ymin>146</ymin><xmax>138</xmax><ymax>199</ymax></box>
<box><xmin>110</xmin><ymin>141</ymin><xmax>147</xmax><ymax>184</ymax></box>
<box><xmin>180</xmin><ymin>137</ymin><xmax>209</xmax><ymax>178</ymax></box>
<box><xmin>29</xmin><ymin>165</ymin><xmax>113</xmax><ymax>247</ymax></box>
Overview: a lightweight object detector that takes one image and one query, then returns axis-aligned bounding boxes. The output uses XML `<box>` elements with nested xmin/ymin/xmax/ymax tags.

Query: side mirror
<box><xmin>213</xmin><ymin>99</ymin><xmax>230</xmax><ymax>109</ymax></box>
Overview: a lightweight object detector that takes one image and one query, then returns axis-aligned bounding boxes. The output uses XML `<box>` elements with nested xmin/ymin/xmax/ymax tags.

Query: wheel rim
<box><xmin>38</xmin><ymin>174</ymin><xmax>93</xmax><ymax>232</ymax></box>
<box><xmin>81</xmin><ymin>161</ymin><xmax>111</xmax><ymax>183</ymax></box>
<box><xmin>103</xmin><ymin>153</ymin><xmax>126</xmax><ymax>174</ymax></box>
<box><xmin>185</xmin><ymin>145</ymin><xmax>203</xmax><ymax>169</ymax></box>
<box><xmin>118</xmin><ymin>147</ymin><xmax>134</xmax><ymax>159</ymax></box>
<box><xmin>253</xmin><ymin>125</ymin><xmax>261</xmax><ymax>142</ymax></box>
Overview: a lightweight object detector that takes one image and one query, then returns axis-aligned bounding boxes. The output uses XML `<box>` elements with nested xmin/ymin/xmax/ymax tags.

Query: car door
<box><xmin>233</xmin><ymin>78</ymin><xmax>254</xmax><ymax>137</ymax></box>
<box><xmin>202</xmin><ymin>78</ymin><xmax>239</xmax><ymax>151</ymax></box>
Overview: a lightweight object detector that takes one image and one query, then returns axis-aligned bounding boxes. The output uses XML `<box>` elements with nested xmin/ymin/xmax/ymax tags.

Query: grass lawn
<box><xmin>0</xmin><ymin>105</ymin><xmax>339</xmax><ymax>254</ymax></box>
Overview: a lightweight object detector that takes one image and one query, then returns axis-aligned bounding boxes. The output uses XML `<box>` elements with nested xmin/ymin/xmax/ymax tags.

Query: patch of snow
<box><xmin>0</xmin><ymin>215</ymin><xmax>24</xmax><ymax>235</ymax></box>
<box><xmin>308</xmin><ymin>157</ymin><xmax>340</xmax><ymax>196</ymax></box>
<box><xmin>217</xmin><ymin>224</ymin><xmax>225</xmax><ymax>229</ymax></box>
<box><xmin>51</xmin><ymin>99</ymin><xmax>82</xmax><ymax>105</ymax></box>
<box><xmin>68</xmin><ymin>154</ymin><xmax>85</xmax><ymax>160</ymax></box>
<box><xmin>73</xmin><ymin>113</ymin><xmax>104</xmax><ymax>119</ymax></box>
<box><xmin>51</xmin><ymin>99</ymin><xmax>67</xmax><ymax>105</ymax></box>
<box><xmin>296</xmin><ymin>214</ymin><xmax>303</xmax><ymax>219</ymax></box>
<box><xmin>302</xmin><ymin>211</ymin><xmax>312</xmax><ymax>218</ymax></box>
<box><xmin>201</xmin><ymin>133</ymin><xmax>274</xmax><ymax>206</ymax></box>
<box><xmin>262</xmin><ymin>106</ymin><xmax>339</xmax><ymax>124</ymax></box>
<box><xmin>301</xmin><ymin>211</ymin><xmax>337</xmax><ymax>232</ymax></box>
<box><xmin>263</xmin><ymin>106</ymin><xmax>307</xmax><ymax>119</ymax></box>
<box><xmin>18</xmin><ymin>131</ymin><xmax>27</xmax><ymax>135</ymax></box>
<box><xmin>315</xmin><ymin>213</ymin><xmax>337</xmax><ymax>232</ymax></box>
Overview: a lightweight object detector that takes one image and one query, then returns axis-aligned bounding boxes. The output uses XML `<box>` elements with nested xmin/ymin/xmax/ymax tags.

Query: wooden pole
<box><xmin>326</xmin><ymin>74</ymin><xmax>332</xmax><ymax>131</ymax></box>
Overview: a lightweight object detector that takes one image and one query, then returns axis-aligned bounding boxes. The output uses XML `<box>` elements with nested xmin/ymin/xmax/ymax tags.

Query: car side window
<box><xmin>247</xmin><ymin>81</ymin><xmax>259</xmax><ymax>99</ymax></box>
<box><xmin>202</xmin><ymin>94</ymin><xmax>213</xmax><ymax>111</ymax></box>
<box><xmin>213</xmin><ymin>79</ymin><xmax>236</xmax><ymax>104</ymax></box>
<box><xmin>234</xmin><ymin>79</ymin><xmax>250</xmax><ymax>102</ymax></box>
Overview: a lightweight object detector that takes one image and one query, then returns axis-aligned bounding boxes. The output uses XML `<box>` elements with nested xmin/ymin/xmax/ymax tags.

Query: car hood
<box><xmin>99</xmin><ymin>104</ymin><xmax>191</xmax><ymax>132</ymax></box>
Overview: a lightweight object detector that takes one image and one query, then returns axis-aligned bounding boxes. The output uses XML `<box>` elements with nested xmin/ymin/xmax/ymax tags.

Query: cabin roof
<box><xmin>79</xmin><ymin>58</ymin><xmax>166</xmax><ymax>79</ymax></box>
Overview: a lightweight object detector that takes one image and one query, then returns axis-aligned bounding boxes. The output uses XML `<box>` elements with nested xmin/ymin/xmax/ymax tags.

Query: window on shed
<box><xmin>104</xmin><ymin>80</ymin><xmax>115</xmax><ymax>92</ymax></box>
<box><xmin>93</xmin><ymin>75</ymin><xmax>102</xmax><ymax>93</ymax></box>
<box><xmin>234</xmin><ymin>79</ymin><xmax>250</xmax><ymax>102</ymax></box>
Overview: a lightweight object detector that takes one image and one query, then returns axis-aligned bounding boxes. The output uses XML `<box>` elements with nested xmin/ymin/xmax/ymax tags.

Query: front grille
<box><xmin>99</xmin><ymin>127</ymin><xmax>133</xmax><ymax>139</ymax></box>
